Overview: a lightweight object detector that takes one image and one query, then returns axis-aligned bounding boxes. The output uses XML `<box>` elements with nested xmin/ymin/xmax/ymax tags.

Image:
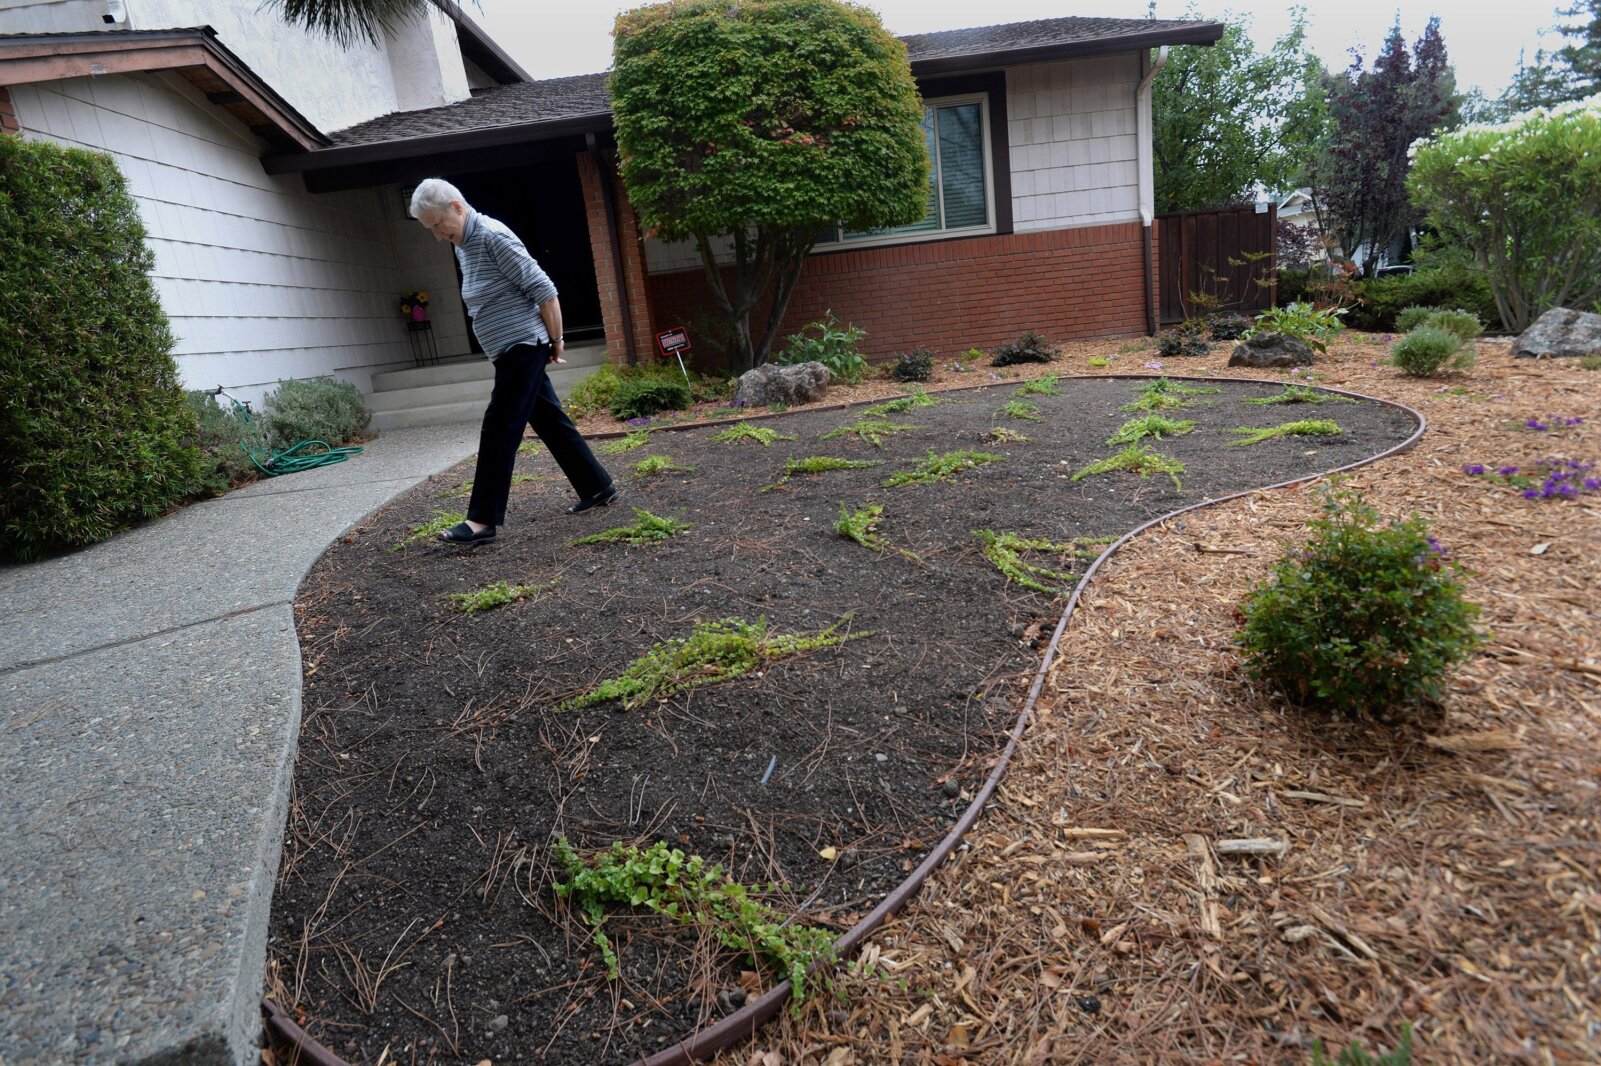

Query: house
<box><xmin>3</xmin><ymin>9</ymin><xmax>1224</xmax><ymax>419</ymax></box>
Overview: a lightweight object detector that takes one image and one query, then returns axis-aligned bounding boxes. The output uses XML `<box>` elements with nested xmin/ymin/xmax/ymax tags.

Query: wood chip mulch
<box><xmin>674</xmin><ymin>336</ymin><xmax>1601</xmax><ymax>1065</ymax></box>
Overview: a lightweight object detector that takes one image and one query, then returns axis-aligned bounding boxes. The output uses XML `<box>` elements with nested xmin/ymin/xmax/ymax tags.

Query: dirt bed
<box><xmin>269</xmin><ymin>374</ymin><xmax>1416</xmax><ymax>1064</ymax></box>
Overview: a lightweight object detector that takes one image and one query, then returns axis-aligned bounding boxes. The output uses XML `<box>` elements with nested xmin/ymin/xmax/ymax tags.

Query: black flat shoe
<box><xmin>565</xmin><ymin>485</ymin><xmax>620</xmax><ymax>515</ymax></box>
<box><xmin>438</xmin><ymin>521</ymin><xmax>496</xmax><ymax>545</ymax></box>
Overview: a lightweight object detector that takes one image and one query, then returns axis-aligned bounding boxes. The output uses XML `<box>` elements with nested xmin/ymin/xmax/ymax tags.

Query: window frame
<box><xmin>814</xmin><ymin>90</ymin><xmax>999</xmax><ymax>252</ymax></box>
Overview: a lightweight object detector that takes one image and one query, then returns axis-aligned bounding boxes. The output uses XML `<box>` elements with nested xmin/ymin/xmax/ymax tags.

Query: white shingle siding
<box><xmin>10</xmin><ymin>72</ymin><xmax>444</xmax><ymax>403</ymax></box>
<box><xmin>1007</xmin><ymin>55</ymin><xmax>1142</xmax><ymax>231</ymax></box>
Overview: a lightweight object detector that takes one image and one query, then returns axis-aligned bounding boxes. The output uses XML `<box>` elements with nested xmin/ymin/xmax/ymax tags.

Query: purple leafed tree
<box><xmin>1316</xmin><ymin>18</ymin><xmax>1460</xmax><ymax>278</ymax></box>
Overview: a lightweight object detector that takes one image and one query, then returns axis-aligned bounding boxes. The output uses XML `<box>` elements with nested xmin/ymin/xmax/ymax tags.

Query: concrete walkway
<box><xmin>0</xmin><ymin>424</ymin><xmax>478</xmax><ymax>1065</ymax></box>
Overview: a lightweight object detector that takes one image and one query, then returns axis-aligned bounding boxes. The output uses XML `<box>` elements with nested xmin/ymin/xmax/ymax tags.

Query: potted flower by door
<box><xmin>400</xmin><ymin>290</ymin><xmax>429</xmax><ymax>322</ymax></box>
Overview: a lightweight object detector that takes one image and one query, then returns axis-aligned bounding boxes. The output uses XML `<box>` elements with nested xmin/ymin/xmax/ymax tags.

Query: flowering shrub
<box><xmin>1408</xmin><ymin>95</ymin><xmax>1601</xmax><ymax>331</ymax></box>
<box><xmin>1464</xmin><ymin>458</ymin><xmax>1600</xmax><ymax>501</ymax></box>
<box><xmin>1236</xmin><ymin>487</ymin><xmax>1482</xmax><ymax>720</ymax></box>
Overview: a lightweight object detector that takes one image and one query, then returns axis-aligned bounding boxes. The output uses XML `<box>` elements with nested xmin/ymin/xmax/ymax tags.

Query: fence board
<box><xmin>1156</xmin><ymin>205</ymin><xmax>1277</xmax><ymax>325</ymax></box>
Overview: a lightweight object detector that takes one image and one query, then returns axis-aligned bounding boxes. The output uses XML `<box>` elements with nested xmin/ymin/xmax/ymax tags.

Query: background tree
<box><xmin>1152</xmin><ymin>9</ymin><xmax>1329</xmax><ymax>213</ymax></box>
<box><xmin>1497</xmin><ymin>2</ymin><xmax>1601</xmax><ymax>115</ymax></box>
<box><xmin>610</xmin><ymin>0</ymin><xmax>927</xmax><ymax>372</ymax></box>
<box><xmin>1315</xmin><ymin>18</ymin><xmax>1461</xmax><ymax>278</ymax></box>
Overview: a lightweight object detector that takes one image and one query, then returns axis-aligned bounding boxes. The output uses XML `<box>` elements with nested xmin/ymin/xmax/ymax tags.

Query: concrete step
<box><xmin>366</xmin><ymin>378</ymin><xmax>493</xmax><ymax>413</ymax></box>
<box><xmin>368</xmin><ymin>363</ymin><xmax>600</xmax><ymax>431</ymax></box>
<box><xmin>370</xmin><ymin>343</ymin><xmax>610</xmax><ymax>393</ymax></box>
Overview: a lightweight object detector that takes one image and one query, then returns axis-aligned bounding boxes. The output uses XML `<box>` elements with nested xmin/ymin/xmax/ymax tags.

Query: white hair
<box><xmin>409</xmin><ymin>178</ymin><xmax>468</xmax><ymax>218</ymax></box>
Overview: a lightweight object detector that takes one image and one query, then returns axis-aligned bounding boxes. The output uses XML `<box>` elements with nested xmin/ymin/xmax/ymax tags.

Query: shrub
<box><xmin>568</xmin><ymin>363</ymin><xmax>728</xmax><ymax>419</ymax></box>
<box><xmin>1409</xmin><ymin>96</ymin><xmax>1601</xmax><ymax>331</ymax></box>
<box><xmin>1348</xmin><ymin>264</ymin><xmax>1500</xmax><ymax>332</ymax></box>
<box><xmin>1</xmin><ymin>137</ymin><xmax>204</xmax><ymax>562</ymax></box>
<box><xmin>1244</xmin><ymin>301</ymin><xmax>1347</xmax><ymax>353</ymax></box>
<box><xmin>776</xmin><ymin>311</ymin><xmax>869</xmax><ymax>384</ymax></box>
<box><xmin>1208</xmin><ymin>312</ymin><xmax>1252</xmax><ymax>340</ymax></box>
<box><xmin>1393</xmin><ymin>305</ymin><xmax>1449</xmax><ymax>333</ymax></box>
<box><xmin>1416</xmin><ymin>308</ymin><xmax>1482</xmax><ymax>341</ymax></box>
<box><xmin>1389</xmin><ymin>327</ymin><xmax>1473</xmax><ymax>377</ymax></box>
<box><xmin>1157</xmin><ymin>331</ymin><xmax>1211</xmax><ymax>357</ymax></box>
<box><xmin>991</xmin><ymin>330</ymin><xmax>1058</xmax><ymax>367</ymax></box>
<box><xmin>1236</xmin><ymin>487</ymin><xmax>1481</xmax><ymax>719</ymax></box>
<box><xmin>184</xmin><ymin>390</ymin><xmax>263</xmax><ymax>492</ymax></box>
<box><xmin>610</xmin><ymin>377</ymin><xmax>692</xmax><ymax>420</ymax></box>
<box><xmin>891</xmin><ymin>348</ymin><xmax>935</xmax><ymax>382</ymax></box>
<box><xmin>259</xmin><ymin>377</ymin><xmax>370</xmax><ymax>450</ymax></box>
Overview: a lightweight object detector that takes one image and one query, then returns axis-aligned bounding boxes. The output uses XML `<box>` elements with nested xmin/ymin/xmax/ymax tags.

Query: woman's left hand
<box><xmin>549</xmin><ymin>338</ymin><xmax>567</xmax><ymax>365</ymax></box>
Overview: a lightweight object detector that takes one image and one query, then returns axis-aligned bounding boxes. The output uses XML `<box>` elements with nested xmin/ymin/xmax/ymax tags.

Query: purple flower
<box><xmin>1566</xmin><ymin>416</ymin><xmax>1585</xmax><ymax>426</ymax></box>
<box><xmin>1586</xmin><ymin>478</ymin><xmax>1601</xmax><ymax>491</ymax></box>
<box><xmin>1523</xmin><ymin>488</ymin><xmax>1541</xmax><ymax>498</ymax></box>
<box><xmin>1425</xmin><ymin>535</ymin><xmax>1446</xmax><ymax>555</ymax></box>
<box><xmin>1462</xmin><ymin>464</ymin><xmax>1486</xmax><ymax>476</ymax></box>
<box><xmin>1497</xmin><ymin>465</ymin><xmax>1520</xmax><ymax>476</ymax></box>
<box><xmin>1526</xmin><ymin>418</ymin><xmax>1549</xmax><ymax>431</ymax></box>
<box><xmin>1145</xmin><ymin>360</ymin><xmax>1164</xmax><ymax>370</ymax></box>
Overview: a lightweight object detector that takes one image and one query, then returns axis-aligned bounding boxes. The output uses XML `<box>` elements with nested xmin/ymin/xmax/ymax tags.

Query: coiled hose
<box><xmin>212</xmin><ymin>387</ymin><xmax>363</xmax><ymax>477</ymax></box>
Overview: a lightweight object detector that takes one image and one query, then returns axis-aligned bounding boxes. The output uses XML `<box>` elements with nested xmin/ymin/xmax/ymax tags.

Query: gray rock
<box><xmin>733</xmin><ymin>361</ymin><xmax>831</xmax><ymax>408</ymax></box>
<box><xmin>1513</xmin><ymin>307</ymin><xmax>1601</xmax><ymax>359</ymax></box>
<box><xmin>1228</xmin><ymin>332</ymin><xmax>1315</xmax><ymax>368</ymax></box>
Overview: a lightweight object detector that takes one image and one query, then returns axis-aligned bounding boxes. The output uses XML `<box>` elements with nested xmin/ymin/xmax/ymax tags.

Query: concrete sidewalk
<box><xmin>0</xmin><ymin>424</ymin><xmax>478</xmax><ymax>1065</ymax></box>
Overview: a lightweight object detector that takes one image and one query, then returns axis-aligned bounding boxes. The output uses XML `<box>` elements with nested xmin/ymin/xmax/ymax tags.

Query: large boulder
<box><xmin>1513</xmin><ymin>307</ymin><xmax>1601</xmax><ymax>359</ymax></box>
<box><xmin>733</xmin><ymin>361</ymin><xmax>831</xmax><ymax>408</ymax></box>
<box><xmin>1228</xmin><ymin>332</ymin><xmax>1315</xmax><ymax>369</ymax></box>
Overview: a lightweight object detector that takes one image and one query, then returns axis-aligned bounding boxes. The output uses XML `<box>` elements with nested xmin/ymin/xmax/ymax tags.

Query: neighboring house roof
<box><xmin>267</xmin><ymin>14</ymin><xmax>1224</xmax><ymax>176</ymax></box>
<box><xmin>0</xmin><ymin>27</ymin><xmax>327</xmax><ymax>150</ymax></box>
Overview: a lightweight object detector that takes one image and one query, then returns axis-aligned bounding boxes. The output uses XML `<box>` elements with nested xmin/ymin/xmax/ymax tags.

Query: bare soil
<box><xmin>269</xmin><ymin>364</ymin><xmax>1420</xmax><ymax>1065</ymax></box>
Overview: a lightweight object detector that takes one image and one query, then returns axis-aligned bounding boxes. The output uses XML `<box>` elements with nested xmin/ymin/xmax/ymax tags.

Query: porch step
<box><xmin>367</xmin><ymin>342</ymin><xmax>609</xmax><ymax>432</ymax></box>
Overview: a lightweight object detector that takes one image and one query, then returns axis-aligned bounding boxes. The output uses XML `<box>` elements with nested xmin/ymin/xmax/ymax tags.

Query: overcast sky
<box><xmin>470</xmin><ymin>1</ymin><xmax>1566</xmax><ymax>99</ymax></box>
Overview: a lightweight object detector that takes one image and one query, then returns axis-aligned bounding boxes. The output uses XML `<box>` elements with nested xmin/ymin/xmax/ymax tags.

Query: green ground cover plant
<box><xmin>600</xmin><ymin>430</ymin><xmax>652</xmax><ymax>455</ymax></box>
<box><xmin>998</xmin><ymin>400</ymin><xmax>1042</xmax><ymax>421</ymax></box>
<box><xmin>1088</xmin><ymin>356</ymin><xmax>1111</xmax><ymax>368</ymax></box>
<box><xmin>1122</xmin><ymin>377</ymin><xmax>1221</xmax><ymax>413</ymax></box>
<box><xmin>518</xmin><ymin>439</ymin><xmax>542</xmax><ymax>456</ymax></box>
<box><xmin>570</xmin><ymin>508</ymin><xmax>689</xmax><ymax>547</ymax></box>
<box><xmin>973</xmin><ymin>530</ymin><xmax>1110</xmax><ymax>596</ymax></box>
<box><xmin>633</xmin><ymin>455</ymin><xmax>694</xmax><ymax>476</ymax></box>
<box><xmin>558</xmin><ymin>616</ymin><xmax>863</xmax><ymax>711</ymax></box>
<box><xmin>554</xmin><ymin>840</ymin><xmax>837</xmax><ymax>1005</ymax></box>
<box><xmin>1310</xmin><ymin>1024</ymin><xmax>1413</xmax><ymax>1065</ymax></box>
<box><xmin>821</xmin><ymin>418</ymin><xmax>922</xmax><ymax>447</ymax></box>
<box><xmin>1236</xmin><ymin>487</ymin><xmax>1481</xmax><ymax>720</ymax></box>
<box><xmin>1106</xmin><ymin>414</ymin><xmax>1196</xmax><ymax>445</ymax></box>
<box><xmin>447</xmin><ymin>578</ymin><xmax>558</xmax><ymax>614</ymax></box>
<box><xmin>1016</xmin><ymin>373</ymin><xmax>1061</xmax><ymax>397</ymax></box>
<box><xmin>392</xmin><ymin>510</ymin><xmax>466</xmax><ymax>550</ymax></box>
<box><xmin>986</xmin><ymin>426</ymin><xmax>1031</xmax><ymax>443</ymax></box>
<box><xmin>835</xmin><ymin>502</ymin><xmax>888</xmax><ymax>552</ymax></box>
<box><xmin>1242</xmin><ymin>385</ymin><xmax>1357</xmax><ymax>406</ymax></box>
<box><xmin>710</xmin><ymin>422</ymin><xmax>796</xmax><ymax>446</ymax></box>
<box><xmin>864</xmin><ymin>387</ymin><xmax>942</xmax><ymax>416</ymax></box>
<box><xmin>1071</xmin><ymin>445</ymin><xmax>1184</xmax><ymax>490</ymax></box>
<box><xmin>883</xmin><ymin>450</ymin><xmax>1002</xmax><ymax>487</ymax></box>
<box><xmin>1228</xmin><ymin>419</ymin><xmax>1342</xmax><ymax>446</ymax></box>
<box><xmin>611</xmin><ymin>377</ymin><xmax>692</xmax><ymax>420</ymax></box>
<box><xmin>783</xmin><ymin>456</ymin><xmax>881</xmax><ymax>477</ymax></box>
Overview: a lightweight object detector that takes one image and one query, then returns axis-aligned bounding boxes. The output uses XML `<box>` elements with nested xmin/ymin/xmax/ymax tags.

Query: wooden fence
<box><xmin>1156</xmin><ymin>205</ymin><xmax>1277</xmax><ymax>325</ymax></box>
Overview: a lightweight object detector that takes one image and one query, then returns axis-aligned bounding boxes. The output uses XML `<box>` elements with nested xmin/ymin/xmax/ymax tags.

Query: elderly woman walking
<box><xmin>410</xmin><ymin>178</ymin><xmax>618</xmax><ymax>545</ymax></box>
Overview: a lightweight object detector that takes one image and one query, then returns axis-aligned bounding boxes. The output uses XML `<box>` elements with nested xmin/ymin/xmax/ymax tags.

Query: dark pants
<box><xmin>466</xmin><ymin>343</ymin><xmax>611</xmax><ymax>526</ymax></box>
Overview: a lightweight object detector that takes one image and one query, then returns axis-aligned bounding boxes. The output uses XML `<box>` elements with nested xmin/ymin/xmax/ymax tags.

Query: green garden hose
<box><xmin>213</xmin><ymin>387</ymin><xmax>363</xmax><ymax>477</ymax></box>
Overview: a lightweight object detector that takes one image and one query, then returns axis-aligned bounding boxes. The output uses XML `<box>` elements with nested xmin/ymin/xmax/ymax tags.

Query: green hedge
<box><xmin>1347</xmin><ymin>266</ymin><xmax>1502</xmax><ymax>333</ymax></box>
<box><xmin>1</xmin><ymin>137</ymin><xmax>203</xmax><ymax>562</ymax></box>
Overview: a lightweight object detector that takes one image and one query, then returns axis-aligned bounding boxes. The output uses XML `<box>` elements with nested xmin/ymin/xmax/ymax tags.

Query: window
<box><xmin>816</xmin><ymin>94</ymin><xmax>994</xmax><ymax>248</ymax></box>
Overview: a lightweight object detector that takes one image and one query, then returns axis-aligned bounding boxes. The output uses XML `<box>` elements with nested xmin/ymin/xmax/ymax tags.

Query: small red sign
<box><xmin>656</xmin><ymin>327</ymin><xmax>691</xmax><ymax>355</ymax></box>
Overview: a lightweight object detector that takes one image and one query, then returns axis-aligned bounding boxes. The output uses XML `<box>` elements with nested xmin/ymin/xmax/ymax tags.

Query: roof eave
<box><xmin>909</xmin><ymin>22</ymin><xmax>1225</xmax><ymax>78</ymax></box>
<box><xmin>434</xmin><ymin>1</ymin><xmax>531</xmax><ymax>84</ymax></box>
<box><xmin>263</xmin><ymin>110</ymin><xmax>610</xmax><ymax>173</ymax></box>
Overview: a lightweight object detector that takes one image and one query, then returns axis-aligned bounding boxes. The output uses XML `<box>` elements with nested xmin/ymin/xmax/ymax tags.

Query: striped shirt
<box><xmin>455</xmin><ymin>210</ymin><xmax>558</xmax><ymax>359</ymax></box>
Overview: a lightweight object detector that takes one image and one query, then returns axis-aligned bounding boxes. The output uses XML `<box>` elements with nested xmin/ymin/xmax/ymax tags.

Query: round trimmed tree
<box><xmin>610</xmin><ymin>0</ymin><xmax>929</xmax><ymax>372</ymax></box>
<box><xmin>1</xmin><ymin>137</ymin><xmax>202</xmax><ymax>561</ymax></box>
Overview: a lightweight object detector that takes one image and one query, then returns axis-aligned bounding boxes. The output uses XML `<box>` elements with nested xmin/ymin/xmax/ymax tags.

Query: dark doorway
<box><xmin>450</xmin><ymin>161</ymin><xmax>602</xmax><ymax>351</ymax></box>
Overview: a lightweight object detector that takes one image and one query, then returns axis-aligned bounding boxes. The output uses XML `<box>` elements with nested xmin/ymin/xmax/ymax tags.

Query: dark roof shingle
<box><xmin>323</xmin><ymin>15</ymin><xmax>1220</xmax><ymax>152</ymax></box>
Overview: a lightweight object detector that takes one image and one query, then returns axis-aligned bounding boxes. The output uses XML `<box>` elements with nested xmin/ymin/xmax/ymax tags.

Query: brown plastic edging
<box><xmin>264</xmin><ymin>376</ymin><xmax>1427</xmax><ymax>1066</ymax></box>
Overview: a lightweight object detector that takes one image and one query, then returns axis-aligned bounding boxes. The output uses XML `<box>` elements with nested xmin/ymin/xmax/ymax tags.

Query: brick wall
<box><xmin>646</xmin><ymin>221</ymin><xmax>1153</xmax><ymax>368</ymax></box>
<box><xmin>577</xmin><ymin>149</ymin><xmax>654</xmax><ymax>363</ymax></box>
<box><xmin>0</xmin><ymin>86</ymin><xmax>19</xmax><ymax>134</ymax></box>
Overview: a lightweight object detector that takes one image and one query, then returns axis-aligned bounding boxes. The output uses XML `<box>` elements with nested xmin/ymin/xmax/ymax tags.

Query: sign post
<box><xmin>655</xmin><ymin>326</ymin><xmax>693</xmax><ymax>387</ymax></box>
